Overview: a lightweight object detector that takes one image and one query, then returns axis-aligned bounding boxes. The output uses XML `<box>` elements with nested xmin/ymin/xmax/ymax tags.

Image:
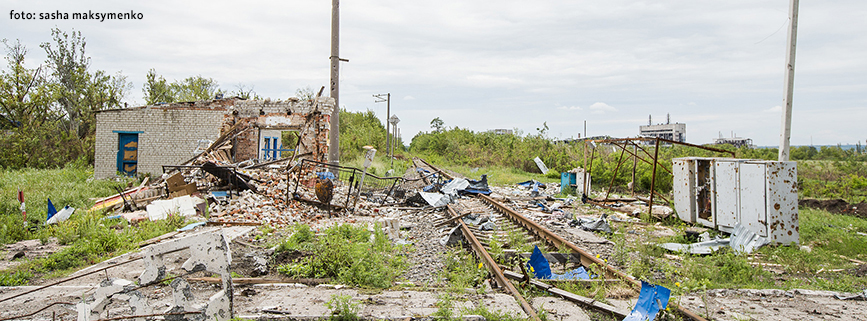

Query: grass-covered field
<box><xmin>0</xmin><ymin>164</ymin><xmax>187</xmax><ymax>285</ymax></box>
<box><xmin>621</xmin><ymin>207</ymin><xmax>867</xmax><ymax>293</ymax></box>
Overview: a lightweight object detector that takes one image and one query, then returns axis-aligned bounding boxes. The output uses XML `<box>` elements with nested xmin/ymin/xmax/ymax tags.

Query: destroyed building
<box><xmin>93</xmin><ymin>97</ymin><xmax>335</xmax><ymax>179</ymax></box>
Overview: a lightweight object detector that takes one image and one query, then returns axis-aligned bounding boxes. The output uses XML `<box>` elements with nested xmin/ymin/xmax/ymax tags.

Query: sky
<box><xmin>2</xmin><ymin>0</ymin><xmax>865</xmax><ymax>147</ymax></box>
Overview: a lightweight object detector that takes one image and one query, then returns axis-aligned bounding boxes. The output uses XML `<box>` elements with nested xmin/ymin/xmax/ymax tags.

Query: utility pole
<box><xmin>778</xmin><ymin>0</ymin><xmax>800</xmax><ymax>161</ymax></box>
<box><xmin>374</xmin><ymin>93</ymin><xmax>391</xmax><ymax>156</ymax></box>
<box><xmin>328</xmin><ymin>0</ymin><xmax>341</xmax><ymax>166</ymax></box>
<box><xmin>583</xmin><ymin>120</ymin><xmax>588</xmax><ymax>195</ymax></box>
<box><xmin>388</xmin><ymin>114</ymin><xmax>400</xmax><ymax>164</ymax></box>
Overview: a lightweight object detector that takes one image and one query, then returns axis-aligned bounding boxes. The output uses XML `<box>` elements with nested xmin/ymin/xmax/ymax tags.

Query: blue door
<box><xmin>117</xmin><ymin>133</ymin><xmax>138</xmax><ymax>176</ymax></box>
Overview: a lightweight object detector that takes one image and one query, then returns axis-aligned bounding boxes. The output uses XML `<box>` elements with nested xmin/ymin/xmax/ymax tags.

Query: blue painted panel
<box><xmin>117</xmin><ymin>133</ymin><xmax>138</xmax><ymax>176</ymax></box>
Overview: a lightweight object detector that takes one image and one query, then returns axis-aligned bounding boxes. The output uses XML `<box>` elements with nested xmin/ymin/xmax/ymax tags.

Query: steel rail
<box><xmin>477</xmin><ymin>195</ymin><xmax>706</xmax><ymax>321</ymax></box>
<box><xmin>445</xmin><ymin>204</ymin><xmax>540</xmax><ymax>321</ymax></box>
<box><xmin>417</xmin><ymin>157</ymin><xmax>706</xmax><ymax>321</ymax></box>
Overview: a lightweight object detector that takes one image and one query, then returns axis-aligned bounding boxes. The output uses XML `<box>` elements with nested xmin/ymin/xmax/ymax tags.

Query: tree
<box><xmin>40</xmin><ymin>28</ymin><xmax>129</xmax><ymax>139</ymax></box>
<box><xmin>430</xmin><ymin>117</ymin><xmax>444</xmax><ymax>132</ymax></box>
<box><xmin>171</xmin><ymin>75</ymin><xmax>222</xmax><ymax>102</ymax></box>
<box><xmin>295</xmin><ymin>86</ymin><xmax>316</xmax><ymax>101</ymax></box>
<box><xmin>142</xmin><ymin>68</ymin><xmax>173</xmax><ymax>104</ymax></box>
<box><xmin>0</xmin><ymin>39</ymin><xmax>53</xmax><ymax>128</ymax></box>
<box><xmin>232</xmin><ymin>83</ymin><xmax>257</xmax><ymax>100</ymax></box>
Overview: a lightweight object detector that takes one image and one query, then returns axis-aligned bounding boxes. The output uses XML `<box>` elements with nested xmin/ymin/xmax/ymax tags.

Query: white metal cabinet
<box><xmin>672</xmin><ymin>158</ymin><xmax>696</xmax><ymax>223</ymax></box>
<box><xmin>671</xmin><ymin>157</ymin><xmax>799</xmax><ymax>245</ymax></box>
<box><xmin>713</xmin><ymin>160</ymin><xmax>740</xmax><ymax>233</ymax></box>
<box><xmin>765</xmin><ymin>161</ymin><xmax>799</xmax><ymax>244</ymax></box>
<box><xmin>739</xmin><ymin>162</ymin><xmax>768</xmax><ymax>237</ymax></box>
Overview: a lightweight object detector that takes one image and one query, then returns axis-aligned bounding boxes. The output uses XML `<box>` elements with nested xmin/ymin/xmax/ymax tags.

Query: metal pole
<box><xmin>328</xmin><ymin>0</ymin><xmax>340</xmax><ymax>166</ymax></box>
<box><xmin>605</xmin><ymin>142</ymin><xmax>628</xmax><ymax>200</ymax></box>
<box><xmin>631</xmin><ymin>143</ymin><xmax>637</xmax><ymax>197</ymax></box>
<box><xmin>583</xmin><ymin>120</ymin><xmax>588</xmax><ymax>195</ymax></box>
<box><xmin>386</xmin><ymin>93</ymin><xmax>391</xmax><ymax>157</ymax></box>
<box><xmin>648</xmin><ymin>138</ymin><xmax>660</xmax><ymax>218</ymax></box>
<box><xmin>778</xmin><ymin>0</ymin><xmax>799</xmax><ymax>161</ymax></box>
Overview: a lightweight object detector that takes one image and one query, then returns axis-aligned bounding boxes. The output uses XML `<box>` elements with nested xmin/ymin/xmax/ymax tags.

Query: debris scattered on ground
<box><xmin>623</xmin><ymin>281</ymin><xmax>670</xmax><ymax>321</ymax></box>
<box><xmin>527</xmin><ymin>246</ymin><xmax>590</xmax><ymax>280</ymax></box>
<box><xmin>659</xmin><ymin>223</ymin><xmax>770</xmax><ymax>255</ymax></box>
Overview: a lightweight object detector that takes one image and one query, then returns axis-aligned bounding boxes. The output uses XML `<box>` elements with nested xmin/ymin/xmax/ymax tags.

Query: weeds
<box><xmin>275</xmin><ymin>223</ymin><xmax>408</xmax><ymax>289</ymax></box>
<box><xmin>325</xmin><ymin>294</ymin><xmax>363</xmax><ymax>321</ymax></box>
<box><xmin>440</xmin><ymin>248</ymin><xmax>488</xmax><ymax>291</ymax></box>
<box><xmin>432</xmin><ymin>293</ymin><xmax>458</xmax><ymax>320</ymax></box>
<box><xmin>461</xmin><ymin>304</ymin><xmax>526</xmax><ymax>321</ymax></box>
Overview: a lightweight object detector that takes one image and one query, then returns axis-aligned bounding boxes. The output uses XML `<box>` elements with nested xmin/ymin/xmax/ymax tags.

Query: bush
<box><xmin>275</xmin><ymin>223</ymin><xmax>407</xmax><ymax>288</ymax></box>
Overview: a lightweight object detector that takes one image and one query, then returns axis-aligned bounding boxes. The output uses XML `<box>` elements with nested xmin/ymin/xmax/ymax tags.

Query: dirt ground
<box><xmin>1</xmin><ymin>197</ymin><xmax>866</xmax><ymax>320</ymax></box>
<box><xmin>800</xmin><ymin>198</ymin><xmax>867</xmax><ymax>219</ymax></box>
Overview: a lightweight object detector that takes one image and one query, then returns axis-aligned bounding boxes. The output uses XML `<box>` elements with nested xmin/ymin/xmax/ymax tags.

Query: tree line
<box><xmin>409</xmin><ymin>118</ymin><xmax>867</xmax><ymax>200</ymax></box>
<box><xmin>0</xmin><ymin>28</ymin><xmax>258</xmax><ymax>169</ymax></box>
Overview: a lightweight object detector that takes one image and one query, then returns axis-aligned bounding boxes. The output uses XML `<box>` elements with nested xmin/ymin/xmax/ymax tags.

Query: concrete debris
<box><xmin>139</xmin><ymin>229</ymin><xmax>234</xmax><ymax>321</ymax></box>
<box><xmin>249</xmin><ymin>254</ymin><xmax>269</xmax><ymax>277</ymax></box>
<box><xmin>835</xmin><ymin>289</ymin><xmax>867</xmax><ymax>301</ymax></box>
<box><xmin>77</xmin><ymin>278</ymin><xmax>150</xmax><ymax>321</ymax></box>
<box><xmin>146</xmin><ymin>195</ymin><xmax>205</xmax><ymax>220</ymax></box>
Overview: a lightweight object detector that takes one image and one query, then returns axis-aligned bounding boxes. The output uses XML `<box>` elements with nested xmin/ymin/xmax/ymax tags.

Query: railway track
<box><xmin>412</xmin><ymin>157</ymin><xmax>707</xmax><ymax>321</ymax></box>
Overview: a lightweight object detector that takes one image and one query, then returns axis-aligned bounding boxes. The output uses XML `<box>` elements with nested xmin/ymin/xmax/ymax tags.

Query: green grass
<box><xmin>325</xmin><ymin>294</ymin><xmax>363</xmax><ymax>321</ymax></box>
<box><xmin>439</xmin><ymin>248</ymin><xmax>488</xmax><ymax>291</ymax></box>
<box><xmin>0</xmin><ymin>165</ymin><xmax>187</xmax><ymax>285</ymax></box>
<box><xmin>0</xmin><ymin>163</ymin><xmax>135</xmax><ymax>242</ymax></box>
<box><xmin>444</xmin><ymin>164</ymin><xmax>559</xmax><ymax>187</ymax></box>
<box><xmin>274</xmin><ymin>223</ymin><xmax>409</xmax><ymax>289</ymax></box>
<box><xmin>623</xmin><ymin>206</ymin><xmax>867</xmax><ymax>293</ymax></box>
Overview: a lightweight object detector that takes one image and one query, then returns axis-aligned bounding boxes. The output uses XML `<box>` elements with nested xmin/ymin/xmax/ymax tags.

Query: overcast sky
<box><xmin>3</xmin><ymin>0</ymin><xmax>865</xmax><ymax>146</ymax></box>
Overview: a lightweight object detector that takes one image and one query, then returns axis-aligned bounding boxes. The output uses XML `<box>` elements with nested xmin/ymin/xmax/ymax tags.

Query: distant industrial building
<box><xmin>713</xmin><ymin>132</ymin><xmax>755</xmax><ymax>148</ymax></box>
<box><xmin>639</xmin><ymin>114</ymin><xmax>686</xmax><ymax>143</ymax></box>
<box><xmin>488</xmin><ymin>129</ymin><xmax>513</xmax><ymax>135</ymax></box>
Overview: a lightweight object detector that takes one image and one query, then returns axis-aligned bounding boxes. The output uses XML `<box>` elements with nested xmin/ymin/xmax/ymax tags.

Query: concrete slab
<box><xmin>532</xmin><ymin>296</ymin><xmax>592</xmax><ymax>321</ymax></box>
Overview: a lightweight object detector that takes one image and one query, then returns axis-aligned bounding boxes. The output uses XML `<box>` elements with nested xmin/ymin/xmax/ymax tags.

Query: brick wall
<box><xmin>94</xmin><ymin>106</ymin><xmax>226</xmax><ymax>179</ymax></box>
<box><xmin>94</xmin><ymin>97</ymin><xmax>335</xmax><ymax>179</ymax></box>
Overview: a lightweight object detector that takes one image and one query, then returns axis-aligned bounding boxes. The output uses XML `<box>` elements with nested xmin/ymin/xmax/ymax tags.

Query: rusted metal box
<box><xmin>672</xmin><ymin>158</ymin><xmax>799</xmax><ymax>244</ymax></box>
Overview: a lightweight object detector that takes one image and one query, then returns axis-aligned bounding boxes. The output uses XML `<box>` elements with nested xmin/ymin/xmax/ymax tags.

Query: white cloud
<box><xmin>2</xmin><ymin>0</ymin><xmax>863</xmax><ymax>146</ymax></box>
<box><xmin>588</xmin><ymin>102</ymin><xmax>617</xmax><ymax>114</ymax></box>
<box><xmin>764</xmin><ymin>105</ymin><xmax>782</xmax><ymax>113</ymax></box>
<box><xmin>557</xmin><ymin>105</ymin><xmax>582</xmax><ymax>110</ymax></box>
